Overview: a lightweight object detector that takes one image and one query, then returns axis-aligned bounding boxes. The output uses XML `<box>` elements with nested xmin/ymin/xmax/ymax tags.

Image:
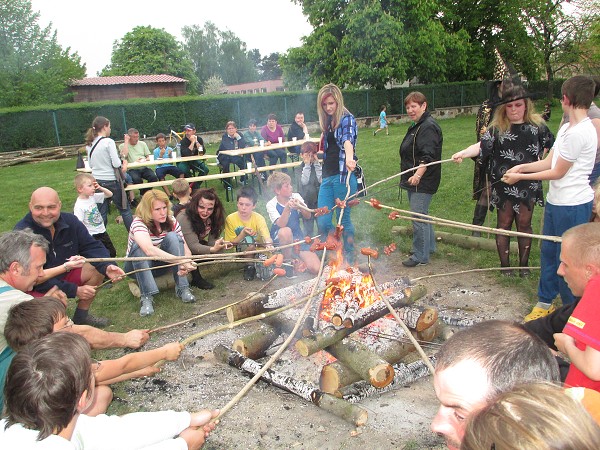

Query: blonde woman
<box><xmin>125</xmin><ymin>190</ymin><xmax>196</xmax><ymax>316</ymax></box>
<box><xmin>316</xmin><ymin>83</ymin><xmax>358</xmax><ymax>263</ymax></box>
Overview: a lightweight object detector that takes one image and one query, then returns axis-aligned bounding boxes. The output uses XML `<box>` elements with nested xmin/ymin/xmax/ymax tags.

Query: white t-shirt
<box><xmin>547</xmin><ymin>117</ymin><xmax>596</xmax><ymax>206</ymax></box>
<box><xmin>0</xmin><ymin>280</ymin><xmax>32</xmax><ymax>354</ymax></box>
<box><xmin>266</xmin><ymin>193</ymin><xmax>305</xmax><ymax>224</ymax></box>
<box><xmin>73</xmin><ymin>193</ymin><xmax>106</xmax><ymax>236</ymax></box>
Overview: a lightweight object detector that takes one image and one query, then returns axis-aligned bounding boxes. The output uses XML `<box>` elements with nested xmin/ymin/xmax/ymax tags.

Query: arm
<box><xmin>178</xmin><ymin>212</ymin><xmax>213</xmax><ymax>255</ymax></box>
<box><xmin>554</xmin><ymin>333</ymin><xmax>600</xmax><ymax>381</ymax></box>
<box><xmin>37</xmin><ymin>255</ymin><xmax>86</xmax><ymax>283</ymax></box>
<box><xmin>95</xmin><ymin>342</ymin><xmax>183</xmax><ymax>383</ymax></box>
<box><xmin>452</xmin><ymin>142</ymin><xmax>481</xmax><ymax>162</ymax></box>
<box><xmin>72</xmin><ymin>325</ymin><xmax>150</xmax><ymax>349</ymax></box>
<box><xmin>98</xmin><ymin>366</ymin><xmax>160</xmax><ymax>385</ymax></box>
<box><xmin>119</xmin><ymin>135</ymin><xmax>130</xmax><ymax>159</ymax></box>
<box><xmin>96</xmin><ymin>183</ymin><xmax>113</xmax><ymax>199</ymax></box>
<box><xmin>503</xmin><ymin>151</ymin><xmax>571</xmax><ymax>185</ymax></box>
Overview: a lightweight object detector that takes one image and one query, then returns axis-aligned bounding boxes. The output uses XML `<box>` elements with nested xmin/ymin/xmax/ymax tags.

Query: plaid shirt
<box><xmin>324</xmin><ymin>111</ymin><xmax>357</xmax><ymax>183</ymax></box>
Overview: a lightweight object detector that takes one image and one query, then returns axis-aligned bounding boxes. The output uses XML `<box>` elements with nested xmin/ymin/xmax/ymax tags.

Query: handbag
<box><xmin>355</xmin><ymin>163</ymin><xmax>367</xmax><ymax>197</ymax></box>
<box><xmin>75</xmin><ymin>151</ymin><xmax>85</xmax><ymax>169</ymax></box>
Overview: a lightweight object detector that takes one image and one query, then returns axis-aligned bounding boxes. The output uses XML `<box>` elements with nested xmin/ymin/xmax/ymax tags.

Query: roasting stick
<box><xmin>412</xmin><ymin>266</ymin><xmax>540</xmax><ymax>282</ymax></box>
<box><xmin>366</xmin><ymin>255</ymin><xmax>435</xmax><ymax>374</ymax></box>
<box><xmin>368</xmin><ymin>201</ymin><xmax>562</xmax><ymax>243</ymax></box>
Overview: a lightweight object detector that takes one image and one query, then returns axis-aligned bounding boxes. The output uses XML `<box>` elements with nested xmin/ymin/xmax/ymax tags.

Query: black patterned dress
<box><xmin>480</xmin><ymin>122</ymin><xmax>554</xmax><ymax>213</ymax></box>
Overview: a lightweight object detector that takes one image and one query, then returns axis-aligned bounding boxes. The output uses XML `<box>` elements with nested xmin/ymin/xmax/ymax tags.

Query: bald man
<box><xmin>14</xmin><ymin>187</ymin><xmax>125</xmax><ymax>327</ymax></box>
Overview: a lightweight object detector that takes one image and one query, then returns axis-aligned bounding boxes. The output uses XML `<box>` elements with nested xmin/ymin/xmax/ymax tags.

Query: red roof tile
<box><xmin>71</xmin><ymin>74</ymin><xmax>187</xmax><ymax>86</ymax></box>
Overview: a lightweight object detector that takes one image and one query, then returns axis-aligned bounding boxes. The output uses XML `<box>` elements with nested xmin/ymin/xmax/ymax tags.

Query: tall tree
<box><xmin>102</xmin><ymin>25</ymin><xmax>199</xmax><ymax>93</ymax></box>
<box><xmin>259</xmin><ymin>53</ymin><xmax>283</xmax><ymax>81</ymax></box>
<box><xmin>182</xmin><ymin>22</ymin><xmax>258</xmax><ymax>92</ymax></box>
<box><xmin>0</xmin><ymin>0</ymin><xmax>85</xmax><ymax>107</ymax></box>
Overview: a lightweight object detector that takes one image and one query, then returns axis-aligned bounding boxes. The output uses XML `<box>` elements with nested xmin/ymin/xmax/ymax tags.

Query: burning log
<box><xmin>295</xmin><ymin>285</ymin><xmax>427</xmax><ymax>357</ymax></box>
<box><xmin>225</xmin><ymin>292</ymin><xmax>270</xmax><ymax>322</ymax></box>
<box><xmin>322</xmin><ymin>339</ymin><xmax>394</xmax><ymax>391</ymax></box>
<box><xmin>342</xmin><ymin>296</ymin><xmax>360</xmax><ymax>329</ymax></box>
<box><xmin>232</xmin><ymin>323</ymin><xmax>280</xmax><ymax>359</ymax></box>
<box><xmin>395</xmin><ymin>306</ymin><xmax>438</xmax><ymax>332</ymax></box>
<box><xmin>331</xmin><ymin>293</ymin><xmax>347</xmax><ymax>328</ymax></box>
<box><xmin>214</xmin><ymin>345</ymin><xmax>368</xmax><ymax>426</ymax></box>
<box><xmin>340</xmin><ymin>356</ymin><xmax>437</xmax><ymax>403</ymax></box>
<box><xmin>265</xmin><ymin>275</ymin><xmax>329</xmax><ymax>308</ymax></box>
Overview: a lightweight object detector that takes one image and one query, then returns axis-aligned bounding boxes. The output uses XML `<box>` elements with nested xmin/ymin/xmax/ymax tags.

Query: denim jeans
<box><xmin>128</xmin><ymin>168</ymin><xmax>159</xmax><ymax>195</ymax></box>
<box><xmin>317</xmin><ymin>173</ymin><xmax>357</xmax><ymax>260</ymax></box>
<box><xmin>538</xmin><ymin>201</ymin><xmax>592</xmax><ymax>305</ymax></box>
<box><xmin>124</xmin><ymin>232</ymin><xmax>189</xmax><ymax>296</ymax></box>
<box><xmin>96</xmin><ymin>179</ymin><xmax>133</xmax><ymax>230</ymax></box>
<box><xmin>407</xmin><ymin>190</ymin><xmax>436</xmax><ymax>263</ymax></box>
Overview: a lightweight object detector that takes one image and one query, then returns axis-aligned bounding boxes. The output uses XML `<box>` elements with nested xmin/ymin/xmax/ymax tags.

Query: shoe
<box><xmin>130</xmin><ymin>198</ymin><xmax>139</xmax><ymax>208</ymax></box>
<box><xmin>373</xmin><ymin>130</ymin><xmax>376</xmax><ymax>136</ymax></box>
<box><xmin>243</xmin><ymin>264</ymin><xmax>256</xmax><ymax>281</ymax></box>
<box><xmin>191</xmin><ymin>276</ymin><xmax>214</xmax><ymax>290</ymax></box>
<box><xmin>139</xmin><ymin>295</ymin><xmax>155</xmax><ymax>316</ymax></box>
<box><xmin>285</xmin><ymin>264</ymin><xmax>297</xmax><ymax>279</ymax></box>
<box><xmin>524</xmin><ymin>304</ymin><xmax>556</xmax><ymax>322</ymax></box>
<box><xmin>74</xmin><ymin>314</ymin><xmax>111</xmax><ymax>328</ymax></box>
<box><xmin>402</xmin><ymin>258</ymin><xmax>427</xmax><ymax>268</ymax></box>
<box><xmin>176</xmin><ymin>287</ymin><xmax>196</xmax><ymax>303</ymax></box>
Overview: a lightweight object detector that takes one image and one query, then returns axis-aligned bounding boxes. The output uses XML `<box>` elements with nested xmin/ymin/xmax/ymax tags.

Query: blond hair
<box><xmin>562</xmin><ymin>222</ymin><xmax>600</xmax><ymax>267</ymax></box>
<box><xmin>317</xmin><ymin>83</ymin><xmax>347</xmax><ymax>131</ymax></box>
<box><xmin>266</xmin><ymin>171</ymin><xmax>291</xmax><ymax>192</ymax></box>
<box><xmin>135</xmin><ymin>190</ymin><xmax>173</xmax><ymax>235</ymax></box>
<box><xmin>171</xmin><ymin>178</ymin><xmax>190</xmax><ymax>197</ymax></box>
<box><xmin>489</xmin><ymin>98</ymin><xmax>543</xmax><ymax>133</ymax></box>
<box><xmin>462</xmin><ymin>382</ymin><xmax>600</xmax><ymax>450</ymax></box>
<box><xmin>74</xmin><ymin>173</ymin><xmax>94</xmax><ymax>190</ymax></box>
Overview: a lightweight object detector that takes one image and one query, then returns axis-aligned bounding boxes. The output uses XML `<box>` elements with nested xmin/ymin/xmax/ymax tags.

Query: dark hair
<box><xmin>84</xmin><ymin>116</ymin><xmax>110</xmax><ymax>145</ymax></box>
<box><xmin>435</xmin><ymin>320</ymin><xmax>560</xmax><ymax>402</ymax></box>
<box><xmin>5</xmin><ymin>297</ymin><xmax>66</xmax><ymax>351</ymax></box>
<box><xmin>184</xmin><ymin>188</ymin><xmax>225</xmax><ymax>239</ymax></box>
<box><xmin>267</xmin><ymin>113</ymin><xmax>277</xmax><ymax>122</ymax></box>
<box><xmin>561</xmin><ymin>76</ymin><xmax>595</xmax><ymax>109</ymax></box>
<box><xmin>248</xmin><ymin>119</ymin><xmax>257</xmax><ymax>127</ymax></box>
<box><xmin>404</xmin><ymin>91</ymin><xmax>427</xmax><ymax>106</ymax></box>
<box><xmin>0</xmin><ymin>229</ymin><xmax>49</xmax><ymax>274</ymax></box>
<box><xmin>237</xmin><ymin>186</ymin><xmax>258</xmax><ymax>205</ymax></box>
<box><xmin>4</xmin><ymin>333</ymin><xmax>92</xmax><ymax>440</ymax></box>
<box><xmin>592</xmin><ymin>76</ymin><xmax>600</xmax><ymax>98</ymax></box>
<box><xmin>155</xmin><ymin>133</ymin><xmax>166</xmax><ymax>141</ymax></box>
<box><xmin>300</xmin><ymin>141</ymin><xmax>318</xmax><ymax>155</ymax></box>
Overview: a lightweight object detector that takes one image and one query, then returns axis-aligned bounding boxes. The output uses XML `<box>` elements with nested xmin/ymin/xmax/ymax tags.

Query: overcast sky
<box><xmin>30</xmin><ymin>0</ymin><xmax>313</xmax><ymax>77</ymax></box>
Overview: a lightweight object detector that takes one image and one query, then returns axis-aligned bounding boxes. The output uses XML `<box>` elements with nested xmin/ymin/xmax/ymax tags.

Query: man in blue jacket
<box><xmin>14</xmin><ymin>187</ymin><xmax>125</xmax><ymax>327</ymax></box>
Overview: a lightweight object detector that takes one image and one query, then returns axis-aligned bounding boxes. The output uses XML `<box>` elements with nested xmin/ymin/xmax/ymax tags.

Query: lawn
<box><xmin>0</xmin><ymin>105</ymin><xmax>563</xmax><ymax>340</ymax></box>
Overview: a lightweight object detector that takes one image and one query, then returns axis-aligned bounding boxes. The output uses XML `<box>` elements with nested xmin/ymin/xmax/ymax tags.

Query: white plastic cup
<box><xmin>83</xmin><ymin>159</ymin><xmax>90</xmax><ymax>170</ymax></box>
<box><xmin>247</xmin><ymin>162</ymin><xmax>252</xmax><ymax>171</ymax></box>
<box><xmin>292</xmin><ymin>137</ymin><xmax>297</xmax><ymax>142</ymax></box>
<box><xmin>278</xmin><ymin>137</ymin><xmax>283</xmax><ymax>144</ymax></box>
<box><xmin>306</xmin><ymin>134</ymin><xmax>310</xmax><ymax>140</ymax></box>
<box><xmin>171</xmin><ymin>150</ymin><xmax>177</xmax><ymax>159</ymax></box>
<box><xmin>149</xmin><ymin>155</ymin><xmax>154</xmax><ymax>161</ymax></box>
<box><xmin>260</xmin><ymin>140</ymin><xmax>265</xmax><ymax>147</ymax></box>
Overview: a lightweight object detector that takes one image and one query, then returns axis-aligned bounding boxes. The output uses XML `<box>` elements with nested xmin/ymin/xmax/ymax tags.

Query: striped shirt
<box><xmin>126</xmin><ymin>216</ymin><xmax>183</xmax><ymax>255</ymax></box>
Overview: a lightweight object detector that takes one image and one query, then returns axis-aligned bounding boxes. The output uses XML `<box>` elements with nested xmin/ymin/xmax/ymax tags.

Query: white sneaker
<box><xmin>140</xmin><ymin>295</ymin><xmax>154</xmax><ymax>316</ymax></box>
<box><xmin>177</xmin><ymin>287</ymin><xmax>196</xmax><ymax>303</ymax></box>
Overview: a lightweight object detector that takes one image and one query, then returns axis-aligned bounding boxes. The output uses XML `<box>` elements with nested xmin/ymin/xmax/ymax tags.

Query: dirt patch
<box><xmin>113</xmin><ymin>255</ymin><xmax>529</xmax><ymax>449</ymax></box>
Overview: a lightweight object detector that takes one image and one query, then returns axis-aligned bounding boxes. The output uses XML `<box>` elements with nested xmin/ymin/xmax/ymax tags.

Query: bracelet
<box><xmin>63</xmin><ymin>263</ymin><xmax>71</xmax><ymax>273</ymax></box>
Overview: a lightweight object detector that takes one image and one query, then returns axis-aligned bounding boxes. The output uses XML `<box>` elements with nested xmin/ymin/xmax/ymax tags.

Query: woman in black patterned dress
<box><xmin>453</xmin><ymin>89</ymin><xmax>554</xmax><ymax>275</ymax></box>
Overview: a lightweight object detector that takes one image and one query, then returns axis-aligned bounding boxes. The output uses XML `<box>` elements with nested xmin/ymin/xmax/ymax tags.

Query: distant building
<box><xmin>70</xmin><ymin>74</ymin><xmax>187</xmax><ymax>102</ymax></box>
<box><xmin>225</xmin><ymin>78</ymin><xmax>285</xmax><ymax>95</ymax></box>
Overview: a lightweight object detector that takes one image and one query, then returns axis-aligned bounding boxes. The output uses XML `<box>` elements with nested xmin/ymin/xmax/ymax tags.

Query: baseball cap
<box><xmin>183</xmin><ymin>123</ymin><xmax>196</xmax><ymax>131</ymax></box>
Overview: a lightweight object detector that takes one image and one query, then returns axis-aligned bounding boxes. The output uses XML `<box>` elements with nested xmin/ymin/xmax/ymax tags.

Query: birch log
<box><xmin>226</xmin><ymin>292</ymin><xmax>270</xmax><ymax>322</ymax></box>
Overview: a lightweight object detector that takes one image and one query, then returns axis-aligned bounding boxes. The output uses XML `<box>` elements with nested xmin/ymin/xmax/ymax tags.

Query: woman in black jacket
<box><xmin>399</xmin><ymin>91</ymin><xmax>443</xmax><ymax>267</ymax></box>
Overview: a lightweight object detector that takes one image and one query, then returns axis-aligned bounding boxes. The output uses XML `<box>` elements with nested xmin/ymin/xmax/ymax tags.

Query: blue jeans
<box><xmin>407</xmin><ymin>190</ymin><xmax>436</xmax><ymax>263</ymax></box>
<box><xmin>590</xmin><ymin>161</ymin><xmax>600</xmax><ymax>186</ymax></box>
<box><xmin>124</xmin><ymin>232</ymin><xmax>189</xmax><ymax>296</ymax></box>
<box><xmin>96</xmin><ymin>179</ymin><xmax>133</xmax><ymax>231</ymax></box>
<box><xmin>538</xmin><ymin>201</ymin><xmax>592</xmax><ymax>305</ymax></box>
<box><xmin>317</xmin><ymin>174</ymin><xmax>357</xmax><ymax>260</ymax></box>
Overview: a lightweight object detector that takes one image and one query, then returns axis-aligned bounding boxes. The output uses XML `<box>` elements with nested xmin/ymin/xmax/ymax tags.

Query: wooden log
<box><xmin>232</xmin><ymin>323</ymin><xmax>280</xmax><ymax>359</ymax></box>
<box><xmin>342</xmin><ymin>296</ymin><xmax>360</xmax><ymax>329</ymax></box>
<box><xmin>225</xmin><ymin>292</ymin><xmax>270</xmax><ymax>322</ymax></box>
<box><xmin>392</xmin><ymin>226</ymin><xmax>518</xmax><ymax>253</ymax></box>
<box><xmin>325</xmin><ymin>339</ymin><xmax>394</xmax><ymax>389</ymax></box>
<box><xmin>214</xmin><ymin>345</ymin><xmax>368</xmax><ymax>426</ymax></box>
<box><xmin>331</xmin><ymin>294</ymin><xmax>347</xmax><ymax>327</ymax></box>
<box><xmin>438</xmin><ymin>313</ymin><xmax>483</xmax><ymax>328</ymax></box>
<box><xmin>395</xmin><ymin>306</ymin><xmax>438</xmax><ymax>332</ymax></box>
<box><xmin>295</xmin><ymin>284</ymin><xmax>427</xmax><ymax>357</ymax></box>
<box><xmin>340</xmin><ymin>356</ymin><xmax>437</xmax><ymax>403</ymax></box>
<box><xmin>266</xmin><ymin>275</ymin><xmax>328</xmax><ymax>308</ymax></box>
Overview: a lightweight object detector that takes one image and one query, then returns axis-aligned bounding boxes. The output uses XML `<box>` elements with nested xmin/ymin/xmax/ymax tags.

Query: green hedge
<box><xmin>0</xmin><ymin>79</ymin><xmax>565</xmax><ymax>152</ymax></box>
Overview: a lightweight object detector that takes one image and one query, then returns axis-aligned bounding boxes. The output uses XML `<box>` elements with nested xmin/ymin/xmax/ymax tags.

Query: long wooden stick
<box><xmin>370</xmin><ymin>201</ymin><xmax>562</xmax><ymax>243</ymax></box>
<box><xmin>411</xmin><ymin>266</ymin><xmax>540</xmax><ymax>282</ymax></box>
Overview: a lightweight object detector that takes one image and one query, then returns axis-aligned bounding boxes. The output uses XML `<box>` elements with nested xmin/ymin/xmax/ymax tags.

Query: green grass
<box><xmin>0</xmin><ymin>106</ymin><xmax>563</xmax><ymax>342</ymax></box>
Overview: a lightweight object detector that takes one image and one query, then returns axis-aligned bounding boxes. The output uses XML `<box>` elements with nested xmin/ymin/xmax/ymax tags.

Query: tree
<box><xmin>102</xmin><ymin>25</ymin><xmax>199</xmax><ymax>93</ymax></box>
<box><xmin>182</xmin><ymin>22</ymin><xmax>258</xmax><ymax>92</ymax></box>
<box><xmin>203</xmin><ymin>75</ymin><xmax>227</xmax><ymax>95</ymax></box>
<box><xmin>259</xmin><ymin>53</ymin><xmax>283</xmax><ymax>81</ymax></box>
<box><xmin>0</xmin><ymin>0</ymin><xmax>85</xmax><ymax>107</ymax></box>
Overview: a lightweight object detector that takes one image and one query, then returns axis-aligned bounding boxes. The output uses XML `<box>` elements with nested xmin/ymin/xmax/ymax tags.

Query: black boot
<box><xmin>191</xmin><ymin>269</ymin><xmax>214</xmax><ymax>290</ymax></box>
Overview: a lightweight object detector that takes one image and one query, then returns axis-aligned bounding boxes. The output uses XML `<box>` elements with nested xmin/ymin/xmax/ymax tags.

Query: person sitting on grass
<box><xmin>0</xmin><ymin>332</ymin><xmax>218</xmax><ymax>449</ymax></box>
<box><xmin>73</xmin><ymin>173</ymin><xmax>117</xmax><ymax>258</ymax></box>
<box><xmin>125</xmin><ymin>190</ymin><xmax>197</xmax><ymax>317</ymax></box>
<box><xmin>171</xmin><ymin>177</ymin><xmax>192</xmax><ymax>217</ymax></box>
<box><xmin>4</xmin><ymin>297</ymin><xmax>183</xmax><ymax>416</ymax></box>
<box><xmin>266</xmin><ymin>172</ymin><xmax>321</xmax><ymax>276</ymax></box>
<box><xmin>224</xmin><ymin>187</ymin><xmax>273</xmax><ymax>281</ymax></box>
<box><xmin>153</xmin><ymin>133</ymin><xmax>185</xmax><ymax>199</ymax></box>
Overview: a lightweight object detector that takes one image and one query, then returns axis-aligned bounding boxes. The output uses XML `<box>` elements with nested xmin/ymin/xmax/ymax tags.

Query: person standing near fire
<box><xmin>316</xmin><ymin>83</ymin><xmax>358</xmax><ymax>264</ymax></box>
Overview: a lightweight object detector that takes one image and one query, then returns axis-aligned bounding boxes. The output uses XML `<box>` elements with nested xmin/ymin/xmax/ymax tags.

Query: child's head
<box><xmin>236</xmin><ymin>187</ymin><xmax>258</xmax><ymax>217</ymax></box>
<box><xmin>74</xmin><ymin>173</ymin><xmax>95</xmax><ymax>196</ymax></box>
<box><xmin>237</xmin><ymin>187</ymin><xmax>258</xmax><ymax>206</ymax></box>
<box><xmin>171</xmin><ymin>178</ymin><xmax>191</xmax><ymax>198</ymax></box>
<box><xmin>155</xmin><ymin>132</ymin><xmax>167</xmax><ymax>147</ymax></box>
<box><xmin>381</xmin><ymin>105</ymin><xmax>386</xmax><ymax>111</ymax></box>
<box><xmin>4</xmin><ymin>297</ymin><xmax>67</xmax><ymax>351</ymax></box>
<box><xmin>561</xmin><ymin>76</ymin><xmax>596</xmax><ymax>109</ymax></box>
<box><xmin>267</xmin><ymin>171</ymin><xmax>292</xmax><ymax>196</ymax></box>
<box><xmin>300</xmin><ymin>141</ymin><xmax>318</xmax><ymax>155</ymax></box>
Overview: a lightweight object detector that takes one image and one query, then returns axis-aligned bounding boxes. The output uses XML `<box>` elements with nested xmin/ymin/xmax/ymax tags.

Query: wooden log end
<box><xmin>295</xmin><ymin>339</ymin><xmax>311</xmax><ymax>357</ymax></box>
<box><xmin>369</xmin><ymin>363</ymin><xmax>395</xmax><ymax>388</ymax></box>
<box><xmin>320</xmin><ymin>365</ymin><xmax>341</xmax><ymax>395</ymax></box>
<box><xmin>332</xmin><ymin>315</ymin><xmax>343</xmax><ymax>327</ymax></box>
<box><xmin>415</xmin><ymin>307</ymin><xmax>439</xmax><ymax>332</ymax></box>
<box><xmin>232</xmin><ymin>339</ymin><xmax>249</xmax><ymax>356</ymax></box>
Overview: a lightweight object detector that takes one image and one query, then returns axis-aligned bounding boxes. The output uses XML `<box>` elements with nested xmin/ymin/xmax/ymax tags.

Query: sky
<box><xmin>30</xmin><ymin>0</ymin><xmax>314</xmax><ymax>77</ymax></box>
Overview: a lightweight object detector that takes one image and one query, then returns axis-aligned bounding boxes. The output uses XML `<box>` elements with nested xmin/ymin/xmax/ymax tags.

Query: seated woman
<box><xmin>177</xmin><ymin>188</ymin><xmax>229</xmax><ymax>290</ymax></box>
<box><xmin>125</xmin><ymin>190</ymin><xmax>196</xmax><ymax>317</ymax></box>
<box><xmin>261</xmin><ymin>114</ymin><xmax>287</xmax><ymax>167</ymax></box>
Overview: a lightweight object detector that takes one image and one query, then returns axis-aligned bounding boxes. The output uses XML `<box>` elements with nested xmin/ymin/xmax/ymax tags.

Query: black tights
<box><xmin>495</xmin><ymin>201</ymin><xmax>533</xmax><ymax>273</ymax></box>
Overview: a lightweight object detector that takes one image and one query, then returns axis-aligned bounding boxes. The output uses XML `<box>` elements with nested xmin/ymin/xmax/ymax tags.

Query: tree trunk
<box><xmin>232</xmin><ymin>323</ymin><xmax>280</xmax><ymax>359</ymax></box>
<box><xmin>213</xmin><ymin>345</ymin><xmax>368</xmax><ymax>426</ymax></box>
<box><xmin>295</xmin><ymin>285</ymin><xmax>427</xmax><ymax>357</ymax></box>
<box><xmin>225</xmin><ymin>292</ymin><xmax>270</xmax><ymax>322</ymax></box>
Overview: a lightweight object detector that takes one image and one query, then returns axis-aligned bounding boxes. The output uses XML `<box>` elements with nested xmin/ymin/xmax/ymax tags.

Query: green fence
<box><xmin>0</xmin><ymin>79</ymin><xmax>564</xmax><ymax>152</ymax></box>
